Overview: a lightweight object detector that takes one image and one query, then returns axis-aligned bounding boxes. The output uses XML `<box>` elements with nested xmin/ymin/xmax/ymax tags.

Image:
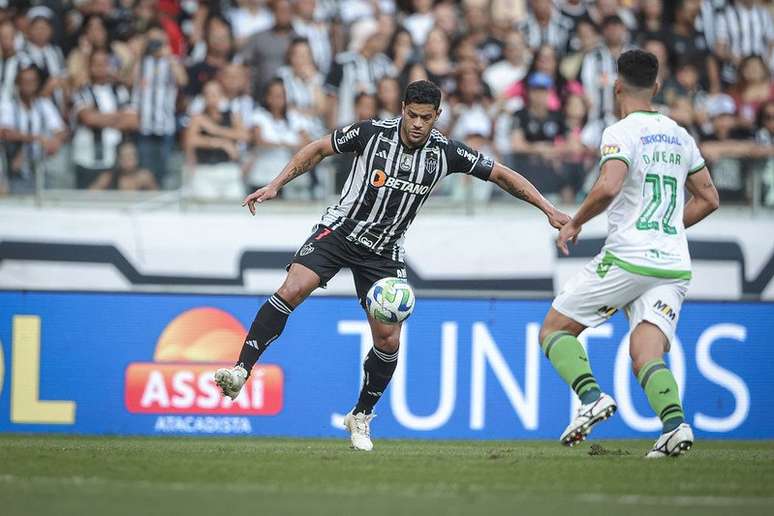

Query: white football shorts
<box><xmin>553</xmin><ymin>252</ymin><xmax>689</xmax><ymax>347</ymax></box>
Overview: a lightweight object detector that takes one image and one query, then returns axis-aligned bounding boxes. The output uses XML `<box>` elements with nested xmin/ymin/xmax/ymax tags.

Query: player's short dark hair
<box><xmin>617</xmin><ymin>49</ymin><xmax>659</xmax><ymax>89</ymax></box>
<box><xmin>403</xmin><ymin>80</ymin><xmax>442</xmax><ymax>110</ymax></box>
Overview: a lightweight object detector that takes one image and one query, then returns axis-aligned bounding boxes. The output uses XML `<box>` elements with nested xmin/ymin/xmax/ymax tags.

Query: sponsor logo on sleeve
<box><xmin>336</xmin><ymin>127</ymin><xmax>360</xmax><ymax>146</ymax></box>
<box><xmin>456</xmin><ymin>147</ymin><xmax>477</xmax><ymax>163</ymax></box>
<box><xmin>601</xmin><ymin>144</ymin><xmax>621</xmax><ymax>156</ymax></box>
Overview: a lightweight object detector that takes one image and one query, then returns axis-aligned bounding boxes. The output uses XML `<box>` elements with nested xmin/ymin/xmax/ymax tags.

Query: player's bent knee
<box><xmin>374</xmin><ymin>333</ymin><xmax>400</xmax><ymax>353</ymax></box>
<box><xmin>539</xmin><ymin>308</ymin><xmax>584</xmax><ymax>343</ymax></box>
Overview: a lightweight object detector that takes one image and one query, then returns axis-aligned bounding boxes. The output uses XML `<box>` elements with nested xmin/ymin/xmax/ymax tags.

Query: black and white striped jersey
<box><xmin>132</xmin><ymin>56</ymin><xmax>178</xmax><ymax>136</ymax></box>
<box><xmin>716</xmin><ymin>1</ymin><xmax>774</xmax><ymax>61</ymax></box>
<box><xmin>322</xmin><ymin>117</ymin><xmax>494</xmax><ymax>262</ymax></box>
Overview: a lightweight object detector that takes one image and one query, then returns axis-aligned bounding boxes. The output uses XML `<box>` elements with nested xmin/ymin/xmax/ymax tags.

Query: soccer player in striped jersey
<box><xmin>215</xmin><ymin>80</ymin><xmax>569</xmax><ymax>450</ymax></box>
<box><xmin>539</xmin><ymin>50</ymin><xmax>720</xmax><ymax>458</ymax></box>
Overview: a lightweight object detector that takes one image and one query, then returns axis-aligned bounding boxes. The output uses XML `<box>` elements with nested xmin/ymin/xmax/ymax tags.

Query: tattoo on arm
<box><xmin>499</xmin><ymin>175</ymin><xmax>530</xmax><ymax>201</ymax></box>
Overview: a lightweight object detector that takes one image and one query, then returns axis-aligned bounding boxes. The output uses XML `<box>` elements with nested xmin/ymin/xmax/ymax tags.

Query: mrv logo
<box><xmin>370</xmin><ymin>169</ymin><xmax>430</xmax><ymax>195</ymax></box>
<box><xmin>331</xmin><ymin>321</ymin><xmax>750</xmax><ymax>434</ymax></box>
<box><xmin>336</xmin><ymin>126</ymin><xmax>360</xmax><ymax>146</ymax></box>
<box><xmin>456</xmin><ymin>147</ymin><xmax>477</xmax><ymax>163</ymax></box>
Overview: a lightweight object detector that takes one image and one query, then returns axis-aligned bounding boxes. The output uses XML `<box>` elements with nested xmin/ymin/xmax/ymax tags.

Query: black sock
<box><xmin>236</xmin><ymin>293</ymin><xmax>294</xmax><ymax>375</ymax></box>
<box><xmin>353</xmin><ymin>346</ymin><xmax>399</xmax><ymax>415</ymax></box>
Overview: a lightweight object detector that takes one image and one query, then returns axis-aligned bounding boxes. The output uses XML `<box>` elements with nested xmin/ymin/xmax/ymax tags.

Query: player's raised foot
<box><xmin>214</xmin><ymin>364</ymin><xmax>248</xmax><ymax>400</ymax></box>
<box><xmin>560</xmin><ymin>393</ymin><xmax>617</xmax><ymax>447</ymax></box>
<box><xmin>646</xmin><ymin>423</ymin><xmax>694</xmax><ymax>459</ymax></box>
<box><xmin>343</xmin><ymin>411</ymin><xmax>375</xmax><ymax>451</ymax></box>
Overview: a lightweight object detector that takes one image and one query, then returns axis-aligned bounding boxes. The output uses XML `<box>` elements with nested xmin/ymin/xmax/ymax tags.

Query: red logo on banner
<box><xmin>124</xmin><ymin>307</ymin><xmax>283</xmax><ymax>415</ymax></box>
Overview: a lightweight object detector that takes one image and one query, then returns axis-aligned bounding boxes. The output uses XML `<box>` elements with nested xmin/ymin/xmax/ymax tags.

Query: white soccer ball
<box><xmin>366</xmin><ymin>277</ymin><xmax>416</xmax><ymax>324</ymax></box>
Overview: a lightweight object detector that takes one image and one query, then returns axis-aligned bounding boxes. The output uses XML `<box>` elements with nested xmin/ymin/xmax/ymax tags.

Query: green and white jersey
<box><xmin>597</xmin><ymin>111</ymin><xmax>705</xmax><ymax>279</ymax></box>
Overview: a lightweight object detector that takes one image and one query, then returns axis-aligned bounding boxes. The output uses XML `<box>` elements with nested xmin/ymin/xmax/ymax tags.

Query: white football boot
<box><xmin>560</xmin><ymin>393</ymin><xmax>618</xmax><ymax>446</ymax></box>
<box><xmin>646</xmin><ymin>423</ymin><xmax>694</xmax><ymax>459</ymax></box>
<box><xmin>214</xmin><ymin>364</ymin><xmax>248</xmax><ymax>400</ymax></box>
<box><xmin>343</xmin><ymin>411</ymin><xmax>375</xmax><ymax>451</ymax></box>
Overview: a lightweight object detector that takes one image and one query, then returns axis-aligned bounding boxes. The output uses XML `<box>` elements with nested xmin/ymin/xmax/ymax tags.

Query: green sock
<box><xmin>637</xmin><ymin>359</ymin><xmax>685</xmax><ymax>433</ymax></box>
<box><xmin>541</xmin><ymin>331</ymin><xmax>601</xmax><ymax>404</ymax></box>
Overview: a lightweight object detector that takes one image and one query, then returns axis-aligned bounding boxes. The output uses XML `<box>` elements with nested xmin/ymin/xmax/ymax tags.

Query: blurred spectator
<box><xmin>338</xmin><ymin>0</ymin><xmax>397</xmax><ymax>26</ymax></box>
<box><xmin>663</xmin><ymin>56</ymin><xmax>707</xmax><ymax>111</ymax></box>
<box><xmin>186</xmin><ymin>80</ymin><xmax>247</xmax><ymax>201</ymax></box>
<box><xmin>292</xmin><ymin>0</ymin><xmax>333</xmax><ymax>76</ymax></box>
<box><xmin>519</xmin><ymin>0</ymin><xmax>572</xmax><ymax>56</ymax></box>
<box><xmin>325</xmin><ymin>18</ymin><xmax>394</xmax><ymax>127</ymax></box>
<box><xmin>636</xmin><ymin>0</ymin><xmax>669</xmax><ymax>44</ymax></box>
<box><xmin>248</xmin><ymin>78</ymin><xmax>311</xmax><ymax>197</ymax></box>
<box><xmin>353</xmin><ymin>91</ymin><xmax>378</xmax><ymax>121</ymax></box>
<box><xmin>376</xmin><ymin>76</ymin><xmax>401</xmax><ymax>119</ymax></box>
<box><xmin>700</xmin><ymin>93</ymin><xmax>758</xmax><ymax>200</ymax></box>
<box><xmin>132</xmin><ymin>25</ymin><xmax>188</xmax><ymax>184</ymax></box>
<box><xmin>581</xmin><ymin>15</ymin><xmax>633</xmax><ymax>122</ymax></box>
<box><xmin>387</xmin><ymin>27</ymin><xmax>415</xmax><ymax>76</ymax></box>
<box><xmin>669</xmin><ymin>95</ymin><xmax>700</xmax><ymax>139</ymax></box>
<box><xmin>404</xmin><ymin>0</ymin><xmax>435</xmax><ymax>46</ymax></box>
<box><xmin>228</xmin><ymin>0</ymin><xmax>274</xmax><ymax>50</ymax></box>
<box><xmin>184</xmin><ymin>15</ymin><xmax>234</xmax><ymax>98</ymax></box>
<box><xmin>432</xmin><ymin>1</ymin><xmax>458</xmax><ymax>38</ymax></box>
<box><xmin>559</xmin><ymin>18</ymin><xmax>599</xmax><ymax>82</ymax></box>
<box><xmin>423</xmin><ymin>27</ymin><xmax>453</xmax><ymax>92</ymax></box>
<box><xmin>90</xmin><ymin>141</ymin><xmax>158</xmax><ymax>191</ymax></box>
<box><xmin>505</xmin><ymin>45</ymin><xmax>576</xmax><ymax>112</ymax></box>
<box><xmin>643</xmin><ymin>38</ymin><xmax>671</xmax><ymax>108</ymax></box>
<box><xmin>276</xmin><ymin>37</ymin><xmax>325</xmax><ymax>134</ymax></box>
<box><xmin>731</xmin><ymin>56</ymin><xmax>774</xmax><ymax>130</ymax></box>
<box><xmin>510</xmin><ymin>72</ymin><xmax>565</xmax><ymax>193</ymax></box>
<box><xmin>66</xmin><ymin>15</ymin><xmax>133</xmax><ymax>91</ymax></box>
<box><xmin>71</xmin><ymin>49</ymin><xmax>138</xmax><ymax>189</ymax></box>
<box><xmin>588</xmin><ymin>0</ymin><xmax>637</xmax><ymax>31</ymax></box>
<box><xmin>716</xmin><ymin>0</ymin><xmax>774</xmax><ymax>84</ymax></box>
<box><xmin>0</xmin><ymin>65</ymin><xmax>66</xmax><ymax>194</ymax></box>
<box><xmin>448</xmin><ymin>65</ymin><xmax>494</xmax><ymax>142</ymax></box>
<box><xmin>240</xmin><ymin>0</ymin><xmax>296</xmax><ymax>97</ymax></box>
<box><xmin>462</xmin><ymin>2</ymin><xmax>503</xmax><ymax>65</ymax></box>
<box><xmin>755</xmin><ymin>100</ymin><xmax>774</xmax><ymax>206</ymax></box>
<box><xmin>696</xmin><ymin>0</ymin><xmax>727</xmax><ymax>52</ymax></box>
<box><xmin>556</xmin><ymin>93</ymin><xmax>590</xmax><ymax>202</ymax></box>
<box><xmin>484</xmin><ymin>30</ymin><xmax>528</xmax><ymax>98</ymax></box>
<box><xmin>669</xmin><ymin>0</ymin><xmax>720</xmax><ymax>94</ymax></box>
<box><xmin>0</xmin><ymin>19</ymin><xmax>19</xmax><ymax>99</ymax></box>
<box><xmin>18</xmin><ymin>7</ymin><xmax>67</xmax><ymax>111</ymax></box>
<box><xmin>559</xmin><ymin>0</ymin><xmax>590</xmax><ymax>33</ymax></box>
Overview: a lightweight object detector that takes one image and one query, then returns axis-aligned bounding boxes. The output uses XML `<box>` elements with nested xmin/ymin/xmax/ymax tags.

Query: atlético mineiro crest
<box><xmin>299</xmin><ymin>243</ymin><xmax>315</xmax><ymax>256</ymax></box>
<box><xmin>425</xmin><ymin>154</ymin><xmax>438</xmax><ymax>174</ymax></box>
<box><xmin>400</xmin><ymin>154</ymin><xmax>413</xmax><ymax>171</ymax></box>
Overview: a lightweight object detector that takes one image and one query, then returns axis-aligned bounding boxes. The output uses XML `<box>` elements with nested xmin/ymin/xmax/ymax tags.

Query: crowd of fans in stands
<box><xmin>0</xmin><ymin>0</ymin><xmax>772</xmax><ymax>204</ymax></box>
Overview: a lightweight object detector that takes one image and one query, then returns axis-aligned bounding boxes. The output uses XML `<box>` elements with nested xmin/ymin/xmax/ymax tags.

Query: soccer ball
<box><xmin>366</xmin><ymin>278</ymin><xmax>415</xmax><ymax>324</ymax></box>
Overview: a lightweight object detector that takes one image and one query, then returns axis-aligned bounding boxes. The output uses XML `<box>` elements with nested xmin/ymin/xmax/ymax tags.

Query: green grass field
<box><xmin>1</xmin><ymin>436</ymin><xmax>772</xmax><ymax>516</ymax></box>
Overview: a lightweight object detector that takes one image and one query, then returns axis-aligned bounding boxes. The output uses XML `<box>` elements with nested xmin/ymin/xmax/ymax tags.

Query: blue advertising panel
<box><xmin>0</xmin><ymin>291</ymin><xmax>772</xmax><ymax>439</ymax></box>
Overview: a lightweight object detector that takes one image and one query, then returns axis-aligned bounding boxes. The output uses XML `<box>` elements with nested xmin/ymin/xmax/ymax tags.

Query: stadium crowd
<box><xmin>0</xmin><ymin>0</ymin><xmax>773</xmax><ymax>205</ymax></box>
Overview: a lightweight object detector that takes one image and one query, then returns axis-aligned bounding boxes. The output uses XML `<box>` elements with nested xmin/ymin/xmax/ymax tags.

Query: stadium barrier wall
<box><xmin>1</xmin><ymin>206</ymin><xmax>773</xmax><ymax>300</ymax></box>
<box><xmin>1</xmin><ymin>290</ymin><xmax>771</xmax><ymax>439</ymax></box>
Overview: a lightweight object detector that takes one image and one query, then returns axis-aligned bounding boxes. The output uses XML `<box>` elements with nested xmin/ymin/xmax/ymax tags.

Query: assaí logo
<box><xmin>124</xmin><ymin>307</ymin><xmax>283</xmax><ymax>415</ymax></box>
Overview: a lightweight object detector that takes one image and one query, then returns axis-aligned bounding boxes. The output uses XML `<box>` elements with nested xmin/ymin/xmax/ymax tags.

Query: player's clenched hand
<box><xmin>547</xmin><ymin>208</ymin><xmax>571</xmax><ymax>230</ymax></box>
<box><xmin>556</xmin><ymin>220</ymin><xmax>581</xmax><ymax>256</ymax></box>
<box><xmin>242</xmin><ymin>185</ymin><xmax>279</xmax><ymax>215</ymax></box>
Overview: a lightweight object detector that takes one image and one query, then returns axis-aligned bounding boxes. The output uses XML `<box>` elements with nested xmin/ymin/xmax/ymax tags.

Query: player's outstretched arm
<box><xmin>242</xmin><ymin>135</ymin><xmax>336</xmax><ymax>215</ymax></box>
<box><xmin>683</xmin><ymin>167</ymin><xmax>719</xmax><ymax>228</ymax></box>
<box><xmin>489</xmin><ymin>162</ymin><xmax>571</xmax><ymax>229</ymax></box>
<box><xmin>556</xmin><ymin>159</ymin><xmax>627</xmax><ymax>256</ymax></box>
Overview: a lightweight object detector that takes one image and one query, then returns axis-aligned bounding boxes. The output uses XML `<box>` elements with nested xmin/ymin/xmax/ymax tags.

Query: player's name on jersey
<box><xmin>642</xmin><ymin>151</ymin><xmax>683</xmax><ymax>166</ymax></box>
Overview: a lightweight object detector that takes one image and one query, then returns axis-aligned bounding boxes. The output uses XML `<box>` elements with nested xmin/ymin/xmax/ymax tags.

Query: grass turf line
<box><xmin>1</xmin><ymin>436</ymin><xmax>772</xmax><ymax>516</ymax></box>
